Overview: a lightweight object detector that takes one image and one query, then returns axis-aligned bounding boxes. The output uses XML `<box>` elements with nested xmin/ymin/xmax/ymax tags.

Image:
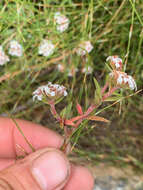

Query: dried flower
<box><xmin>33</xmin><ymin>82</ymin><xmax>68</xmax><ymax>102</ymax></box>
<box><xmin>109</xmin><ymin>71</ymin><xmax>137</xmax><ymax>91</ymax></box>
<box><xmin>0</xmin><ymin>46</ymin><xmax>9</xmax><ymax>65</ymax></box>
<box><xmin>57</xmin><ymin>64</ymin><xmax>78</xmax><ymax>77</ymax></box>
<box><xmin>38</xmin><ymin>40</ymin><xmax>55</xmax><ymax>57</ymax></box>
<box><xmin>106</xmin><ymin>55</ymin><xmax>122</xmax><ymax>71</ymax></box>
<box><xmin>9</xmin><ymin>40</ymin><xmax>23</xmax><ymax>57</ymax></box>
<box><xmin>82</xmin><ymin>66</ymin><xmax>93</xmax><ymax>75</ymax></box>
<box><xmin>54</xmin><ymin>12</ymin><xmax>69</xmax><ymax>33</ymax></box>
<box><xmin>67</xmin><ymin>67</ymin><xmax>78</xmax><ymax>77</ymax></box>
<box><xmin>57</xmin><ymin>64</ymin><xmax>65</xmax><ymax>72</ymax></box>
<box><xmin>75</xmin><ymin>41</ymin><xmax>93</xmax><ymax>56</ymax></box>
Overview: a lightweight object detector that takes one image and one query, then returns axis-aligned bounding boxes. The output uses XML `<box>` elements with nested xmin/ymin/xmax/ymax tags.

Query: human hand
<box><xmin>0</xmin><ymin>117</ymin><xmax>94</xmax><ymax>190</ymax></box>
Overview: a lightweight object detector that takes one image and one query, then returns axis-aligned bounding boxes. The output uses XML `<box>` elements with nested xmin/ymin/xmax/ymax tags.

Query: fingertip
<box><xmin>63</xmin><ymin>165</ymin><xmax>94</xmax><ymax>190</ymax></box>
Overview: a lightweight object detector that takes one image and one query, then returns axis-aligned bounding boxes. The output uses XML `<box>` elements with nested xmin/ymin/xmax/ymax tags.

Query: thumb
<box><xmin>0</xmin><ymin>148</ymin><xmax>70</xmax><ymax>190</ymax></box>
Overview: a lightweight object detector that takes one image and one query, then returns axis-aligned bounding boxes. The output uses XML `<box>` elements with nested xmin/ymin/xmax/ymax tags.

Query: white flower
<box><xmin>109</xmin><ymin>71</ymin><xmax>137</xmax><ymax>91</ymax></box>
<box><xmin>33</xmin><ymin>82</ymin><xmax>67</xmax><ymax>101</ymax></box>
<box><xmin>106</xmin><ymin>55</ymin><xmax>122</xmax><ymax>70</ymax></box>
<box><xmin>9</xmin><ymin>40</ymin><xmax>23</xmax><ymax>57</ymax></box>
<box><xmin>0</xmin><ymin>46</ymin><xmax>9</xmax><ymax>65</ymax></box>
<box><xmin>38</xmin><ymin>40</ymin><xmax>55</xmax><ymax>57</ymax></box>
<box><xmin>75</xmin><ymin>41</ymin><xmax>93</xmax><ymax>56</ymax></box>
<box><xmin>54</xmin><ymin>12</ymin><xmax>69</xmax><ymax>33</ymax></box>
<box><xmin>82</xmin><ymin>66</ymin><xmax>93</xmax><ymax>75</ymax></box>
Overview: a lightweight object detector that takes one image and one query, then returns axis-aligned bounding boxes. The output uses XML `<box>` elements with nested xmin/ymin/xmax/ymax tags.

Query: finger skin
<box><xmin>0</xmin><ymin>148</ymin><xmax>70</xmax><ymax>190</ymax></box>
<box><xmin>0</xmin><ymin>159</ymin><xmax>94</xmax><ymax>190</ymax></box>
<box><xmin>63</xmin><ymin>165</ymin><xmax>94</xmax><ymax>190</ymax></box>
<box><xmin>0</xmin><ymin>117</ymin><xmax>63</xmax><ymax>158</ymax></box>
<box><xmin>0</xmin><ymin>117</ymin><xmax>94</xmax><ymax>190</ymax></box>
<box><xmin>0</xmin><ymin>159</ymin><xmax>15</xmax><ymax>171</ymax></box>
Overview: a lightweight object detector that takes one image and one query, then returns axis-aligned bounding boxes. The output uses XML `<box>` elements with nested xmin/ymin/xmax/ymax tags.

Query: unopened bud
<box><xmin>106</xmin><ymin>55</ymin><xmax>122</xmax><ymax>71</ymax></box>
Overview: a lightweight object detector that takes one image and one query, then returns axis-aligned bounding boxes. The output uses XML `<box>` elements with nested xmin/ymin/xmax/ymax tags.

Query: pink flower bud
<box><xmin>106</xmin><ymin>55</ymin><xmax>122</xmax><ymax>71</ymax></box>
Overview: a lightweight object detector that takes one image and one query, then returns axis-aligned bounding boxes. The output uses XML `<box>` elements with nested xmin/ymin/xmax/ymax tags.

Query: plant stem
<box><xmin>102</xmin><ymin>87</ymin><xmax>118</xmax><ymax>101</ymax></box>
<box><xmin>101</xmin><ymin>82</ymin><xmax>109</xmax><ymax>94</ymax></box>
<box><xmin>50</xmin><ymin>103</ymin><xmax>61</xmax><ymax>122</ymax></box>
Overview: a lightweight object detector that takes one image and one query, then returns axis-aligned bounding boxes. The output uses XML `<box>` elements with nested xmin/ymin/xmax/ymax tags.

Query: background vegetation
<box><xmin>0</xmin><ymin>0</ymin><xmax>143</xmax><ymax>171</ymax></box>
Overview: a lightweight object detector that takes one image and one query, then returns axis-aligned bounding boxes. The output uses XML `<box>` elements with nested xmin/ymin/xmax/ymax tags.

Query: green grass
<box><xmin>0</xmin><ymin>0</ymin><xmax>143</xmax><ymax>171</ymax></box>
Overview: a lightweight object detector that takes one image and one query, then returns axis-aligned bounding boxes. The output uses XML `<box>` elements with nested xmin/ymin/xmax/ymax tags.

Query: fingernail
<box><xmin>31</xmin><ymin>151</ymin><xmax>69</xmax><ymax>190</ymax></box>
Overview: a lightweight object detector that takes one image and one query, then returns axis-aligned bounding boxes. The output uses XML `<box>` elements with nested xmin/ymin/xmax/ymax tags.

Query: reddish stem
<box><xmin>102</xmin><ymin>87</ymin><xmax>118</xmax><ymax>101</ymax></box>
<box><xmin>101</xmin><ymin>82</ymin><xmax>109</xmax><ymax>94</ymax></box>
<box><xmin>50</xmin><ymin>103</ymin><xmax>61</xmax><ymax>122</ymax></box>
<box><xmin>74</xmin><ymin>104</ymin><xmax>97</xmax><ymax>127</ymax></box>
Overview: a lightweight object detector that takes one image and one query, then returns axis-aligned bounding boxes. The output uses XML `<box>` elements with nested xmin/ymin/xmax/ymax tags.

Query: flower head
<box><xmin>109</xmin><ymin>71</ymin><xmax>137</xmax><ymax>91</ymax></box>
<box><xmin>38</xmin><ymin>40</ymin><xmax>55</xmax><ymax>57</ymax></box>
<box><xmin>54</xmin><ymin>12</ymin><xmax>69</xmax><ymax>33</ymax></box>
<box><xmin>9</xmin><ymin>40</ymin><xmax>23</xmax><ymax>57</ymax></box>
<box><xmin>33</xmin><ymin>82</ymin><xmax>68</xmax><ymax>102</ymax></box>
<box><xmin>75</xmin><ymin>41</ymin><xmax>93</xmax><ymax>56</ymax></box>
<box><xmin>0</xmin><ymin>46</ymin><xmax>9</xmax><ymax>65</ymax></box>
<box><xmin>106</xmin><ymin>55</ymin><xmax>122</xmax><ymax>71</ymax></box>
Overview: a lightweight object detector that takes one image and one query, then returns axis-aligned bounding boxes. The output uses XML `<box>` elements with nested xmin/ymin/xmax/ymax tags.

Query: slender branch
<box><xmin>74</xmin><ymin>104</ymin><xmax>97</xmax><ymax>127</ymax></box>
<box><xmin>102</xmin><ymin>87</ymin><xmax>119</xmax><ymax>101</ymax></box>
<box><xmin>10</xmin><ymin>116</ymin><xmax>35</xmax><ymax>152</ymax></box>
<box><xmin>101</xmin><ymin>82</ymin><xmax>109</xmax><ymax>94</ymax></box>
<box><xmin>50</xmin><ymin>103</ymin><xmax>61</xmax><ymax>122</ymax></box>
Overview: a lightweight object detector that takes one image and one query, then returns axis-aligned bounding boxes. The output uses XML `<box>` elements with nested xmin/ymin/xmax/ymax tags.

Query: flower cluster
<box><xmin>9</xmin><ymin>40</ymin><xmax>23</xmax><ymax>57</ymax></box>
<box><xmin>109</xmin><ymin>71</ymin><xmax>137</xmax><ymax>91</ymax></box>
<box><xmin>0</xmin><ymin>46</ymin><xmax>9</xmax><ymax>65</ymax></box>
<box><xmin>38</xmin><ymin>40</ymin><xmax>55</xmax><ymax>57</ymax></box>
<box><xmin>75</xmin><ymin>41</ymin><xmax>93</xmax><ymax>56</ymax></box>
<box><xmin>106</xmin><ymin>56</ymin><xmax>137</xmax><ymax>91</ymax></box>
<box><xmin>33</xmin><ymin>82</ymin><xmax>67</xmax><ymax>102</ymax></box>
<box><xmin>106</xmin><ymin>55</ymin><xmax>122</xmax><ymax>71</ymax></box>
<box><xmin>54</xmin><ymin>12</ymin><xmax>69</xmax><ymax>33</ymax></box>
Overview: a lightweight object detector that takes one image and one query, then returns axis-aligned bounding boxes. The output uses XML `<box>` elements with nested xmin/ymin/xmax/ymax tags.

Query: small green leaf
<box><xmin>93</xmin><ymin>77</ymin><xmax>102</xmax><ymax>104</ymax></box>
<box><xmin>104</xmin><ymin>97</ymin><xmax>122</xmax><ymax>102</ymax></box>
<box><xmin>55</xmin><ymin>96</ymin><xmax>64</xmax><ymax>105</ymax></box>
<box><xmin>60</xmin><ymin>107</ymin><xmax>67</xmax><ymax>118</ymax></box>
<box><xmin>60</xmin><ymin>102</ymin><xmax>72</xmax><ymax>118</ymax></box>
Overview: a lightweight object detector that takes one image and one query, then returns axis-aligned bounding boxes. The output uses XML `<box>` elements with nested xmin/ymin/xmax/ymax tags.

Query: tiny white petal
<box><xmin>50</xmin><ymin>91</ymin><xmax>55</xmax><ymax>96</ymax></box>
<box><xmin>117</xmin><ymin>75</ymin><xmax>123</xmax><ymax>84</ymax></box>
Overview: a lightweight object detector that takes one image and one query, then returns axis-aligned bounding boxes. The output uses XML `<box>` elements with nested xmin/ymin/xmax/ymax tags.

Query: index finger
<box><xmin>0</xmin><ymin>117</ymin><xmax>63</xmax><ymax>158</ymax></box>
